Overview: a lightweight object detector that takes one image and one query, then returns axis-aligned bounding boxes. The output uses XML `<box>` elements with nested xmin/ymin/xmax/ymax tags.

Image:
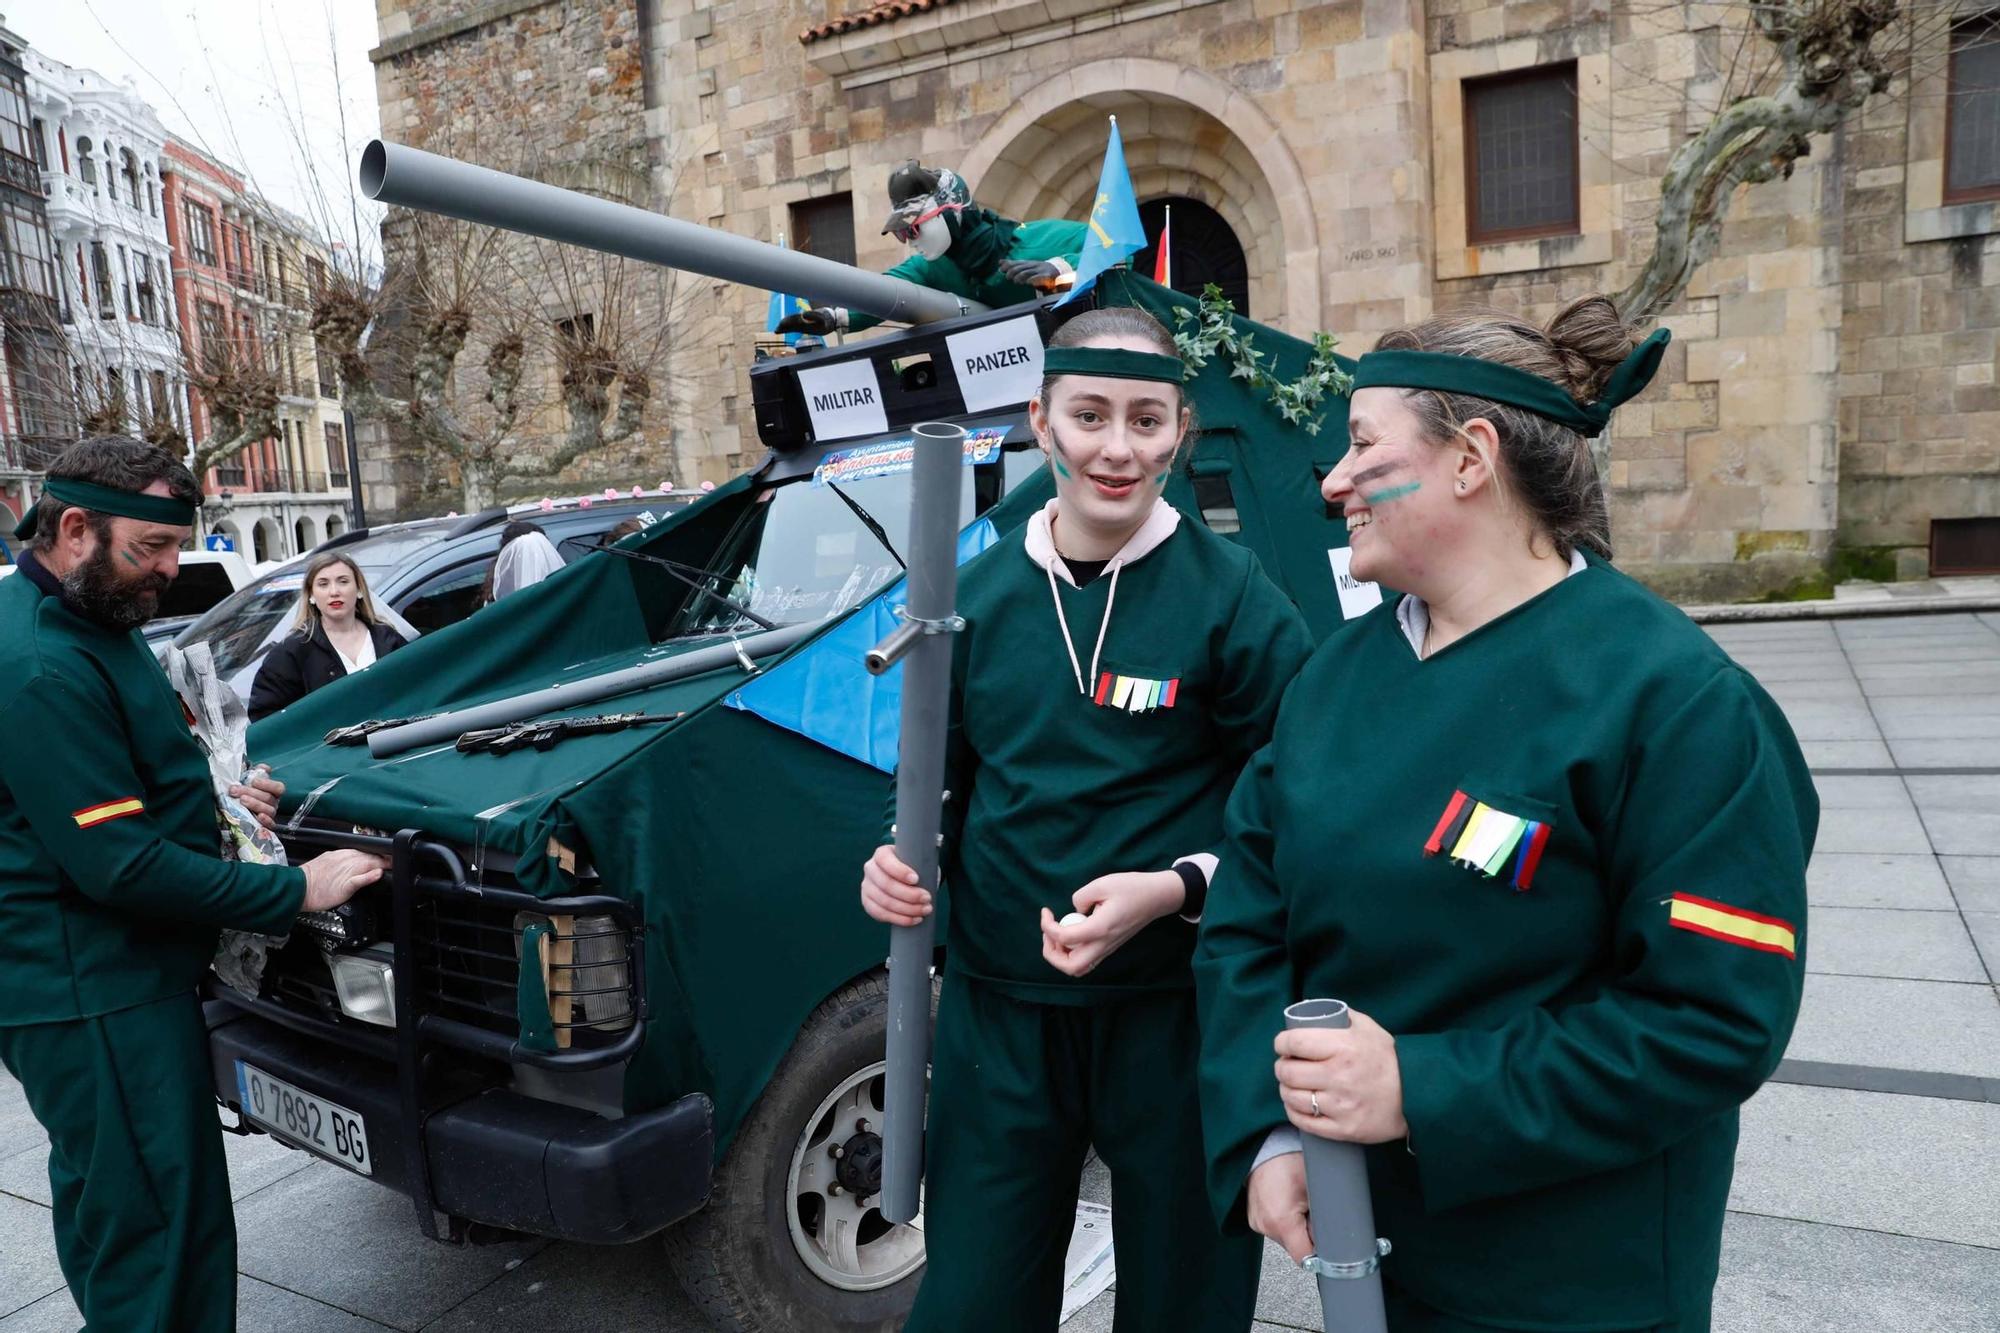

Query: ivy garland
<box><xmin>1170</xmin><ymin>284</ymin><xmax>1353</xmax><ymax>435</ymax></box>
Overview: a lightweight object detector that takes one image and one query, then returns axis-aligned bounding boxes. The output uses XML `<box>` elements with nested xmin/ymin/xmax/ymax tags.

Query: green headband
<box><xmin>1349</xmin><ymin>328</ymin><xmax>1671</xmax><ymax>437</ymax></box>
<box><xmin>1041</xmin><ymin>346</ymin><xmax>1186</xmax><ymax>385</ymax></box>
<box><xmin>12</xmin><ymin>476</ymin><xmax>201</xmax><ymax>540</ymax></box>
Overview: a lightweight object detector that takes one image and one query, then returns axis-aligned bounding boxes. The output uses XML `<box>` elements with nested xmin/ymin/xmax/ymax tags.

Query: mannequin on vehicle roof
<box><xmin>775</xmin><ymin>162</ymin><xmax>1087</xmax><ymax>335</ymax></box>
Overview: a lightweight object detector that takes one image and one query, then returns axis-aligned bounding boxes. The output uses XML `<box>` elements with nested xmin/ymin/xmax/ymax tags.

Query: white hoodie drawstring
<box><xmin>1048</xmin><ymin>557</ymin><xmax>1122</xmax><ymax>697</ymax></box>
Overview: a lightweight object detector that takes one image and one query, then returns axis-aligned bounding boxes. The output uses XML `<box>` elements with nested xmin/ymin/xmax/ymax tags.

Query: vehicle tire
<box><xmin>664</xmin><ymin>969</ymin><xmax>935</xmax><ymax>1332</ymax></box>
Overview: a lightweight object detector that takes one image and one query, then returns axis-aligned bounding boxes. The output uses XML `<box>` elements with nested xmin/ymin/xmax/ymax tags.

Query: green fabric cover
<box><xmin>0</xmin><ymin>995</ymin><xmax>239</xmax><ymax>1331</ymax></box>
<box><xmin>13</xmin><ymin>476</ymin><xmax>202</xmax><ymax>539</ymax></box>
<box><xmin>905</xmin><ymin>975</ymin><xmax>1260</xmax><ymax>1333</ymax></box>
<box><xmin>1194</xmin><ymin>556</ymin><xmax>1817</xmax><ymax>1329</ymax></box>
<box><xmin>918</xmin><ymin>516</ymin><xmax>1312</xmax><ymax>1004</ymax></box>
<box><xmin>845</xmin><ymin>218</ymin><xmax>1088</xmax><ymax>331</ymax></box>
<box><xmin>516</xmin><ymin>920</ymin><xmax>557</xmax><ymax>1052</ymax></box>
<box><xmin>1349</xmin><ymin>328</ymin><xmax>1671</xmax><ymax>436</ymax></box>
<box><xmin>0</xmin><ymin>569</ymin><xmax>304</xmax><ymax>1027</ymax></box>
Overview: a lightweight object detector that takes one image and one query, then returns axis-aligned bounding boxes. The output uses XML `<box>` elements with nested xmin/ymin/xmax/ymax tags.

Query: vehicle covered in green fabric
<box><xmin>206</xmin><ymin>271</ymin><xmax>1357</xmax><ymax>1332</ymax></box>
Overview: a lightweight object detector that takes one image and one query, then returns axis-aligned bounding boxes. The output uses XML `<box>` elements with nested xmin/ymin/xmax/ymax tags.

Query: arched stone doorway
<box><xmin>1133</xmin><ymin>197</ymin><xmax>1251</xmax><ymax>317</ymax></box>
<box><xmin>295</xmin><ymin>516</ymin><xmax>318</xmax><ymax>555</ymax></box>
<box><xmin>253</xmin><ymin>519</ymin><xmax>280</xmax><ymax>564</ymax></box>
<box><xmin>961</xmin><ymin>60</ymin><xmax>1320</xmax><ymax>332</ymax></box>
<box><xmin>326</xmin><ymin>515</ymin><xmax>346</xmax><ymax>540</ymax></box>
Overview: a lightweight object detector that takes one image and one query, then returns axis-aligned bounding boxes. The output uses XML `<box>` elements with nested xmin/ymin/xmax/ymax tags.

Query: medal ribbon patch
<box><xmin>1092</xmin><ymin>672</ymin><xmax>1180</xmax><ymax>713</ymax></box>
<box><xmin>73</xmin><ymin>796</ymin><xmax>145</xmax><ymax>828</ymax></box>
<box><xmin>1424</xmin><ymin>789</ymin><xmax>1552</xmax><ymax>891</ymax></box>
<box><xmin>1667</xmin><ymin>892</ymin><xmax>1797</xmax><ymax>959</ymax></box>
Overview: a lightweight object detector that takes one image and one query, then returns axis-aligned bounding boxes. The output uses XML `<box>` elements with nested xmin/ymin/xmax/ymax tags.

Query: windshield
<box><xmin>676</xmin><ymin>444</ymin><xmax>1039</xmax><ymax>637</ymax></box>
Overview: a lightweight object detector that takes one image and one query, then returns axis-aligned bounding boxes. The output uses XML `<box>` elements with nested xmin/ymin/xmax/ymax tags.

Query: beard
<box><xmin>60</xmin><ymin>543</ymin><xmax>170</xmax><ymax>630</ymax></box>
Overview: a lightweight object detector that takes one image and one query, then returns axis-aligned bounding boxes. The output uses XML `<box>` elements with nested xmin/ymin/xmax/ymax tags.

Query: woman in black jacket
<box><xmin>249</xmin><ymin>552</ymin><xmax>407</xmax><ymax>721</ymax></box>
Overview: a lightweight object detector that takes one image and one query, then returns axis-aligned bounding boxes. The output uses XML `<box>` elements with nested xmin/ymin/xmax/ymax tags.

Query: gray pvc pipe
<box><xmin>1284</xmin><ymin>998</ymin><xmax>1390</xmax><ymax>1333</ymax></box>
<box><xmin>365</xmin><ymin>621</ymin><xmax>818</xmax><ymax>757</ymax></box>
<box><xmin>878</xmin><ymin>422</ymin><xmax>966</xmax><ymax>1224</ymax></box>
<box><xmin>359</xmin><ymin>141</ymin><xmax>988</xmax><ymax>326</ymax></box>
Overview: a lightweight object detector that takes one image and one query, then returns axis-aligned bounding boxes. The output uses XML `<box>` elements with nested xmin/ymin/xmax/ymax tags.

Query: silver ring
<box><xmin>1309</xmin><ymin>1091</ymin><xmax>1321</xmax><ymax>1118</ymax></box>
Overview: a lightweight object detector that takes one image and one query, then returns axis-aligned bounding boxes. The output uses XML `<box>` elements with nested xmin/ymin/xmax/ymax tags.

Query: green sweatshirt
<box><xmin>919</xmin><ymin>499</ymin><xmax>1312</xmax><ymax>1003</ymax></box>
<box><xmin>846</xmin><ymin>219</ymin><xmax>1087</xmax><ymax>332</ymax></box>
<box><xmin>0</xmin><ymin>554</ymin><xmax>303</xmax><ymax>1026</ymax></box>
<box><xmin>1194</xmin><ymin>552</ymin><xmax>1816</xmax><ymax>1328</ymax></box>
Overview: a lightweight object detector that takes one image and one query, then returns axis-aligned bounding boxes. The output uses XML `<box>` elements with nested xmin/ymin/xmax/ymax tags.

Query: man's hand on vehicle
<box><xmin>860</xmin><ymin>844</ymin><xmax>931</xmax><ymax>926</ymax></box>
<box><xmin>775</xmin><ymin>307</ymin><xmax>840</xmax><ymax>336</ymax></box>
<box><xmin>301</xmin><ymin>849</ymin><xmax>391</xmax><ymax>913</ymax></box>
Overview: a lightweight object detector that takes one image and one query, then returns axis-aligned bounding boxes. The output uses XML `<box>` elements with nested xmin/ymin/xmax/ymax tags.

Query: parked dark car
<box><xmin>173</xmin><ymin>495</ymin><xmax>693</xmax><ymax>702</ymax></box>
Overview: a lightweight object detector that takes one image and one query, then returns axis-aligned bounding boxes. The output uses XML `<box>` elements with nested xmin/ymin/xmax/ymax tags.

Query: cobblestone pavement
<box><xmin>3</xmin><ymin>612</ymin><xmax>1997</xmax><ymax>1331</ymax></box>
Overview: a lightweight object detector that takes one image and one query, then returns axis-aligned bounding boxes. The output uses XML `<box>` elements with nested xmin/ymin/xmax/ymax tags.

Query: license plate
<box><xmin>235</xmin><ymin>1061</ymin><xmax>373</xmax><ymax>1176</ymax></box>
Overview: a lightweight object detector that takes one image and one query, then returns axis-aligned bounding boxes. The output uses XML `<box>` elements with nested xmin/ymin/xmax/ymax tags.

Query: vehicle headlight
<box><xmin>514</xmin><ymin>912</ymin><xmax>635</xmax><ymax>1051</ymax></box>
<box><xmin>328</xmin><ymin>944</ymin><xmax>396</xmax><ymax>1027</ymax></box>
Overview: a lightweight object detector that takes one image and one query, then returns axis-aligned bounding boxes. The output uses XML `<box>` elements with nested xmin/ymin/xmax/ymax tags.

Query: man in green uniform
<box><xmin>0</xmin><ymin>438</ymin><xmax>387</xmax><ymax>1331</ymax></box>
<box><xmin>776</xmin><ymin>161</ymin><xmax>1085</xmax><ymax>335</ymax></box>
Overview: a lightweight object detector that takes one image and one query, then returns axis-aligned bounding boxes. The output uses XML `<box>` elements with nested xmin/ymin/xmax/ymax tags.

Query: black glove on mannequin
<box><xmin>998</xmin><ymin>259</ymin><xmax>1064</xmax><ymax>290</ymax></box>
<box><xmin>775</xmin><ymin>307</ymin><xmax>840</xmax><ymax>336</ymax></box>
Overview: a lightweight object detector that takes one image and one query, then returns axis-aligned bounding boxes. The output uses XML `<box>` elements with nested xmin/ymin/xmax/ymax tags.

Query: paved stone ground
<box><xmin>2</xmin><ymin>611</ymin><xmax>1997</xmax><ymax>1331</ymax></box>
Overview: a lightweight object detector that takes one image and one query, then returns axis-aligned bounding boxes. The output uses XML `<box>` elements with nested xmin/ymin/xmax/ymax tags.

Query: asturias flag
<box><xmin>1056</xmin><ymin>116</ymin><xmax>1146</xmax><ymax>307</ymax></box>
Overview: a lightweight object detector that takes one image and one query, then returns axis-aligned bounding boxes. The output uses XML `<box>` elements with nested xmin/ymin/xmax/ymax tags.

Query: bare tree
<box><xmin>311</xmin><ymin>164</ymin><xmax>680</xmax><ymax>513</ymax></box>
<box><xmin>1615</xmin><ymin>1</ymin><xmax>1911</xmax><ymax>322</ymax></box>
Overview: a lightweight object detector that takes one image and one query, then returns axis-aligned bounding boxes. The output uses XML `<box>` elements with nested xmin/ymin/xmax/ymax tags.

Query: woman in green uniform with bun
<box><xmin>1195</xmin><ymin>296</ymin><xmax>1818</xmax><ymax>1332</ymax></box>
<box><xmin>860</xmin><ymin>306</ymin><xmax>1314</xmax><ymax>1331</ymax></box>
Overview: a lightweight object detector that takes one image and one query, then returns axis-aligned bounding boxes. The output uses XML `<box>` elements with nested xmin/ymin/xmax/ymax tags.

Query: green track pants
<box><xmin>905</xmin><ymin>974</ymin><xmax>1262</xmax><ymax>1333</ymax></box>
<box><xmin>0</xmin><ymin>993</ymin><xmax>237</xmax><ymax>1332</ymax></box>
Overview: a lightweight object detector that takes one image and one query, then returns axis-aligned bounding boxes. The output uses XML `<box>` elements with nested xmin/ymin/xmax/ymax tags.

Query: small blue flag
<box><xmin>1056</xmin><ymin>116</ymin><xmax>1147</xmax><ymax>308</ymax></box>
<box><xmin>766</xmin><ymin>234</ymin><xmax>811</xmax><ymax>345</ymax></box>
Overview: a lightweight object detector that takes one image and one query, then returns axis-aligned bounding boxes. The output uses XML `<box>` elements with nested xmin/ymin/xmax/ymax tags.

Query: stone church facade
<box><xmin>369</xmin><ymin>0</ymin><xmax>2000</xmax><ymax>598</ymax></box>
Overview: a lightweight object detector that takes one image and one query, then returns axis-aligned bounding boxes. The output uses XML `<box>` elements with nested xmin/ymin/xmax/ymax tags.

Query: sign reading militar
<box><xmin>946</xmin><ymin>316</ymin><xmax>1045</xmax><ymax>414</ymax></box>
<box><xmin>798</xmin><ymin>359</ymin><xmax>889</xmax><ymax>441</ymax></box>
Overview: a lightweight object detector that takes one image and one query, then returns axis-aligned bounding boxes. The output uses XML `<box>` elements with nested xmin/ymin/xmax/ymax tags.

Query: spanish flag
<box><xmin>73</xmin><ymin>797</ymin><xmax>145</xmax><ymax>828</ymax></box>
<box><xmin>1667</xmin><ymin>892</ymin><xmax>1797</xmax><ymax>959</ymax></box>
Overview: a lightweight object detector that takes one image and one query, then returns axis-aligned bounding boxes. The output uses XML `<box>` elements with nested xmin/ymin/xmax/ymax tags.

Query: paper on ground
<box><xmin>1059</xmin><ymin>1200</ymin><xmax>1116</xmax><ymax>1323</ymax></box>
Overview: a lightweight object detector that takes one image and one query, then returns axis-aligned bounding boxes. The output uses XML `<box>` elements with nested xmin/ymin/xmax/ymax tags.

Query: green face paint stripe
<box><xmin>1053</xmin><ymin>456</ymin><xmax>1073</xmax><ymax>479</ymax></box>
<box><xmin>1154</xmin><ymin>469</ymin><xmax>1170</xmax><ymax>484</ymax></box>
<box><xmin>1363</xmin><ymin>481</ymin><xmax>1422</xmax><ymax>505</ymax></box>
<box><xmin>120</xmin><ymin>550</ymin><xmax>141</xmax><ymax>567</ymax></box>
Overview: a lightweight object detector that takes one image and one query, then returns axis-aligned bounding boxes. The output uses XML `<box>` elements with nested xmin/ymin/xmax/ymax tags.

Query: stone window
<box><xmin>76</xmin><ymin>136</ymin><xmax>96</xmax><ymax>187</ymax></box>
<box><xmin>790</xmin><ymin>194</ymin><xmax>856</xmax><ymax>268</ymax></box>
<box><xmin>28</xmin><ymin>116</ymin><xmax>45</xmax><ymax>170</ymax></box>
<box><xmin>1464</xmin><ymin>64</ymin><xmax>1579</xmax><ymax>244</ymax></box>
<box><xmin>1430</xmin><ymin>36</ymin><xmax>1612</xmax><ymax>280</ymax></box>
<box><xmin>0</xmin><ymin>196</ymin><xmax>57</xmax><ymax>300</ymax></box>
<box><xmin>1946</xmin><ymin>14</ymin><xmax>2000</xmax><ymax>203</ymax></box>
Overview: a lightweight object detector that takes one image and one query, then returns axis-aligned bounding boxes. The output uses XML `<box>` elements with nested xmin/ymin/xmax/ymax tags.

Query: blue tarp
<box><xmin>726</xmin><ymin>517</ymin><xmax>1000</xmax><ymax>771</ymax></box>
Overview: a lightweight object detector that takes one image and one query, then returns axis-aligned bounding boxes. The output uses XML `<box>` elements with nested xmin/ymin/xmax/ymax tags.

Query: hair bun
<box><xmin>1542</xmin><ymin>296</ymin><xmax>1641</xmax><ymax>403</ymax></box>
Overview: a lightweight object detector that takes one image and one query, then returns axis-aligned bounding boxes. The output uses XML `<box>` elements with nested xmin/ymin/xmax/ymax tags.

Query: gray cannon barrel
<box><xmin>1283</xmin><ymin>998</ymin><xmax>1390</xmax><ymax>1333</ymax></box>
<box><xmin>359</xmin><ymin>140</ymin><xmax>987</xmax><ymax>326</ymax></box>
<box><xmin>366</xmin><ymin>621</ymin><xmax>819</xmax><ymax>758</ymax></box>
<box><xmin>871</xmin><ymin>422</ymin><xmax>967</xmax><ymax>1224</ymax></box>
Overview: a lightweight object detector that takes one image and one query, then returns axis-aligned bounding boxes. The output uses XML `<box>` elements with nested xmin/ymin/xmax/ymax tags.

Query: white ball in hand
<box><xmin>1059</xmin><ymin>912</ymin><xmax>1089</xmax><ymax>928</ymax></box>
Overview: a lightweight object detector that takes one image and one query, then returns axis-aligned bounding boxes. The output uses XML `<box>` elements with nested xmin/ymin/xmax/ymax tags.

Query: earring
<box><xmin>1457</xmin><ymin>480</ymin><xmax>1467</xmax><ymax>492</ymax></box>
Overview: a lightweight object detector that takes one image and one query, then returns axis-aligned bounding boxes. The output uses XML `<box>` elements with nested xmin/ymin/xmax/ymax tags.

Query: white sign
<box><xmin>798</xmin><ymin>359</ymin><xmax>888</xmax><ymax>441</ymax></box>
<box><xmin>1329</xmin><ymin>546</ymin><xmax>1383</xmax><ymax>620</ymax></box>
<box><xmin>946</xmin><ymin>315</ymin><xmax>1045</xmax><ymax>413</ymax></box>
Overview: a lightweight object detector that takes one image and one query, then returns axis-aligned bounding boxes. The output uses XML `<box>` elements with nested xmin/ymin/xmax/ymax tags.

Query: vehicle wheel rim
<box><xmin>785</xmin><ymin>1059</ymin><xmax>926</xmax><ymax>1292</ymax></box>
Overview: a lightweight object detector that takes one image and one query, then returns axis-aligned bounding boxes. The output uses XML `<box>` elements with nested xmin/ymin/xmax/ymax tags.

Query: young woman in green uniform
<box><xmin>1195</xmin><ymin>297</ymin><xmax>1818</xmax><ymax>1332</ymax></box>
<box><xmin>860</xmin><ymin>306</ymin><xmax>1314</xmax><ymax>1331</ymax></box>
